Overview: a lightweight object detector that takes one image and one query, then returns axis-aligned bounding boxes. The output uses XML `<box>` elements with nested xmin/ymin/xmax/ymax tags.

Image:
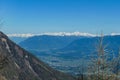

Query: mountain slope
<box><xmin>19</xmin><ymin>35</ymin><xmax>83</xmax><ymax>51</ymax></box>
<box><xmin>53</xmin><ymin>36</ymin><xmax>120</xmax><ymax>58</ymax></box>
<box><xmin>0</xmin><ymin>32</ymin><xmax>76</xmax><ymax>80</ymax></box>
<box><xmin>62</xmin><ymin>36</ymin><xmax>120</xmax><ymax>53</ymax></box>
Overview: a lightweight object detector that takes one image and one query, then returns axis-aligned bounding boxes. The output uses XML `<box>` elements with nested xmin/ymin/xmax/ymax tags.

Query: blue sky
<box><xmin>0</xmin><ymin>0</ymin><xmax>120</xmax><ymax>34</ymax></box>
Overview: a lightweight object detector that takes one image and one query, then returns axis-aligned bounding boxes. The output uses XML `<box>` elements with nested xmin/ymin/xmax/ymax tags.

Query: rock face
<box><xmin>0</xmin><ymin>32</ymin><xmax>76</xmax><ymax>80</ymax></box>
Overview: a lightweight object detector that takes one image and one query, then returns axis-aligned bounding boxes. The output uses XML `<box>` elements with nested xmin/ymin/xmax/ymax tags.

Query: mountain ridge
<box><xmin>19</xmin><ymin>35</ymin><xmax>83</xmax><ymax>51</ymax></box>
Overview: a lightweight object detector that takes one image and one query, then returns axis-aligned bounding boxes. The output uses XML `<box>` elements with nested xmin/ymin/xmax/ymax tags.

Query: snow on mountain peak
<box><xmin>7</xmin><ymin>32</ymin><xmax>120</xmax><ymax>38</ymax></box>
<box><xmin>111</xmin><ymin>33</ymin><xmax>120</xmax><ymax>36</ymax></box>
<box><xmin>40</xmin><ymin>32</ymin><xmax>96</xmax><ymax>37</ymax></box>
<box><xmin>7</xmin><ymin>33</ymin><xmax>35</xmax><ymax>38</ymax></box>
<box><xmin>7</xmin><ymin>32</ymin><xmax>97</xmax><ymax>38</ymax></box>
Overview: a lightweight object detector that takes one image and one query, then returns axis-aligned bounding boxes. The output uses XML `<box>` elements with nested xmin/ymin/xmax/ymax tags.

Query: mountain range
<box><xmin>19</xmin><ymin>35</ymin><xmax>84</xmax><ymax>51</ymax></box>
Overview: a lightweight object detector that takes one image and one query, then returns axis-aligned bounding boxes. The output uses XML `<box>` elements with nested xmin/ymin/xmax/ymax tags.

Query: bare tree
<box><xmin>88</xmin><ymin>34</ymin><xmax>117</xmax><ymax>80</ymax></box>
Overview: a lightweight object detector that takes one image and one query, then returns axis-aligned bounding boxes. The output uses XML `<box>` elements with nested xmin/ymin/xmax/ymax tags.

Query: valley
<box><xmin>10</xmin><ymin>34</ymin><xmax>120</xmax><ymax>76</ymax></box>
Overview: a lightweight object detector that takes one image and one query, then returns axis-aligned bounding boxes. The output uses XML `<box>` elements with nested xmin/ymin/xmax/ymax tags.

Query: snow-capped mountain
<box><xmin>7</xmin><ymin>32</ymin><xmax>120</xmax><ymax>44</ymax></box>
<box><xmin>7</xmin><ymin>32</ymin><xmax>96</xmax><ymax>44</ymax></box>
<box><xmin>7</xmin><ymin>32</ymin><xmax>120</xmax><ymax>38</ymax></box>
<box><xmin>7</xmin><ymin>32</ymin><xmax>97</xmax><ymax>38</ymax></box>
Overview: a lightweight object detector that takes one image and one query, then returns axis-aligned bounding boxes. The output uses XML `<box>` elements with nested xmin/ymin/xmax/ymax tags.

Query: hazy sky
<box><xmin>0</xmin><ymin>0</ymin><xmax>120</xmax><ymax>34</ymax></box>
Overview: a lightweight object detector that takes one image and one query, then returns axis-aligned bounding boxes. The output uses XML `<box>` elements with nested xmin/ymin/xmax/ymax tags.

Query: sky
<box><xmin>0</xmin><ymin>0</ymin><xmax>120</xmax><ymax>34</ymax></box>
